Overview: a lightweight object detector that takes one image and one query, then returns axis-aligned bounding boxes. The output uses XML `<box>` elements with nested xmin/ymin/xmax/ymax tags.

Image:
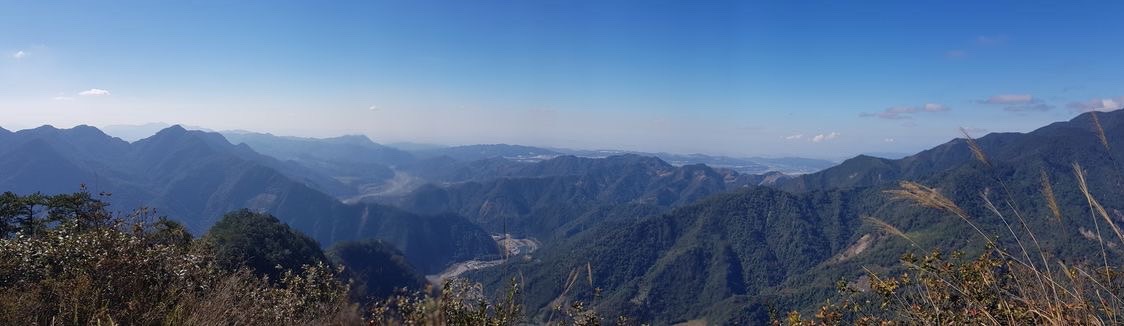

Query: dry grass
<box><xmin>787</xmin><ymin>118</ymin><xmax>1124</xmax><ymax>325</ymax></box>
<box><xmin>861</xmin><ymin>216</ymin><xmax>917</xmax><ymax>247</ymax></box>
<box><xmin>1092</xmin><ymin>111</ymin><xmax>1110</xmax><ymax>151</ymax></box>
<box><xmin>884</xmin><ymin>181</ymin><xmax>967</xmax><ymax>219</ymax></box>
<box><xmin>961</xmin><ymin>127</ymin><xmax>992</xmax><ymax>168</ymax></box>
<box><xmin>1041</xmin><ymin>169</ymin><xmax>1063</xmax><ymax>222</ymax></box>
<box><xmin>1074</xmin><ymin>162</ymin><xmax>1124</xmax><ymax>247</ymax></box>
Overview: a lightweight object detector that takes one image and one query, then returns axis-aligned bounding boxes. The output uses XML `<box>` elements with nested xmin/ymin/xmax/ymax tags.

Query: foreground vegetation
<box><xmin>786</xmin><ymin>121</ymin><xmax>1124</xmax><ymax>325</ymax></box>
<box><xmin>0</xmin><ymin>189</ymin><xmax>359</xmax><ymax>325</ymax></box>
<box><xmin>0</xmin><ymin>189</ymin><xmax>625</xmax><ymax>325</ymax></box>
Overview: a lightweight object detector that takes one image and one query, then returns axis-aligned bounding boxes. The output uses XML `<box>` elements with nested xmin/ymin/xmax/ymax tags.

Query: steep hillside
<box><xmin>468</xmin><ymin>111</ymin><xmax>1124</xmax><ymax>323</ymax></box>
<box><xmin>329</xmin><ymin>240</ymin><xmax>428</xmax><ymax>300</ymax></box>
<box><xmin>389</xmin><ymin>155</ymin><xmax>731</xmax><ymax>240</ymax></box>
<box><xmin>137</xmin><ymin>127</ymin><xmax>357</xmax><ymax>197</ymax></box>
<box><xmin>465</xmin><ymin>187</ymin><xmax>870</xmax><ymax>323</ymax></box>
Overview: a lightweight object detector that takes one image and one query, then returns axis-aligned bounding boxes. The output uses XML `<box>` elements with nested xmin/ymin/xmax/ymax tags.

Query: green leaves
<box><xmin>203</xmin><ymin>209</ymin><xmax>329</xmax><ymax>282</ymax></box>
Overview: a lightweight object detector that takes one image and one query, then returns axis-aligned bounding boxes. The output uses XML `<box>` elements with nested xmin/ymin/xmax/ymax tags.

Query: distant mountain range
<box><xmin>386</xmin><ymin>154</ymin><xmax>739</xmax><ymax>241</ymax></box>
<box><xmin>0</xmin><ymin>125</ymin><xmax>497</xmax><ymax>273</ymax></box>
<box><xmin>411</xmin><ymin>144</ymin><xmax>562</xmax><ymax>162</ymax></box>
<box><xmin>211</xmin><ymin>131</ymin><xmax>825</xmax><ymax>202</ymax></box>
<box><xmin>99</xmin><ymin>124</ymin><xmax>838</xmax><ymax>175</ymax></box>
<box><xmin>556</xmin><ymin>149</ymin><xmax>837</xmax><ymax>174</ymax></box>
<box><xmin>404</xmin><ymin>144</ymin><xmax>837</xmax><ymax>174</ymax></box>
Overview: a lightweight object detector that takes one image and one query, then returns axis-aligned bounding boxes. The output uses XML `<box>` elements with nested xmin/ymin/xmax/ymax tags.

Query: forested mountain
<box><xmin>101</xmin><ymin>122</ymin><xmax>212</xmax><ymax>142</ymax></box>
<box><xmin>0</xmin><ymin>125</ymin><xmax>149</xmax><ymax>199</ymax></box>
<box><xmin>412</xmin><ymin>145</ymin><xmax>838</xmax><ymax>174</ymax></box>
<box><xmin>466</xmin><ymin>110</ymin><xmax>1124</xmax><ymax>323</ymax></box>
<box><xmin>192</xmin><ymin>130</ymin><xmax>825</xmax><ymax>203</ymax></box>
<box><xmin>408</xmin><ymin>143</ymin><xmax>835</xmax><ymax>174</ymax></box>
<box><xmin>205</xmin><ymin>209</ymin><xmax>333</xmax><ymax>282</ymax></box>
<box><xmin>774</xmin><ymin>112</ymin><xmax>1123</xmax><ymax>193</ymax></box>
<box><xmin>387</xmin><ymin>154</ymin><xmax>735</xmax><ymax>240</ymax></box>
<box><xmin>468</xmin><ymin>187</ymin><xmax>872</xmax><ymax>324</ymax></box>
<box><xmin>205</xmin><ymin>210</ymin><xmax>427</xmax><ymax>300</ymax></box>
<box><xmin>558</xmin><ymin>149</ymin><xmax>837</xmax><ymax>174</ymax></box>
<box><xmin>0</xmin><ymin>125</ymin><xmax>498</xmax><ymax>273</ymax></box>
<box><xmin>328</xmin><ymin>240</ymin><xmax>428</xmax><ymax>301</ymax></box>
<box><xmin>412</xmin><ymin>144</ymin><xmax>562</xmax><ymax>162</ymax></box>
<box><xmin>220</xmin><ymin>134</ymin><xmax>551</xmax><ymax>201</ymax></box>
<box><xmin>221</xmin><ymin>132</ymin><xmax>414</xmax><ymax>167</ymax></box>
<box><xmin>221</xmin><ymin>132</ymin><xmax>415</xmax><ymax>193</ymax></box>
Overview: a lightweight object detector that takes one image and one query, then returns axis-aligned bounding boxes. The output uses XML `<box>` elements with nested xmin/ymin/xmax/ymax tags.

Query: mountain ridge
<box><xmin>0</xmin><ymin>124</ymin><xmax>499</xmax><ymax>274</ymax></box>
<box><xmin>466</xmin><ymin>110</ymin><xmax>1124</xmax><ymax>323</ymax></box>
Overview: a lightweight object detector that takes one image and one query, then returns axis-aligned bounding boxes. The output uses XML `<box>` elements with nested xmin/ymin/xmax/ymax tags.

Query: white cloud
<box><xmin>1068</xmin><ymin>97</ymin><xmax>1124</xmax><ymax>113</ymax></box>
<box><xmin>977</xmin><ymin>94</ymin><xmax>1055</xmax><ymax>112</ymax></box>
<box><xmin>980</xmin><ymin>94</ymin><xmax>1034</xmax><ymax>105</ymax></box>
<box><xmin>861</xmin><ymin>103</ymin><xmax>949</xmax><ymax>120</ymax></box>
<box><xmin>884</xmin><ymin>138</ymin><xmax>895</xmax><ymax>142</ymax></box>
<box><xmin>1004</xmin><ymin>103</ymin><xmax>1054</xmax><ymax>112</ymax></box>
<box><xmin>812</xmin><ymin>132</ymin><xmax>840</xmax><ymax>143</ymax></box>
<box><xmin>784</xmin><ymin>134</ymin><xmax>803</xmax><ymax>140</ymax></box>
<box><xmin>923</xmin><ymin>103</ymin><xmax>948</xmax><ymax>112</ymax></box>
<box><xmin>368</xmin><ymin>105</ymin><xmax>379</xmax><ymax>111</ymax></box>
<box><xmin>79</xmin><ymin>89</ymin><xmax>111</xmax><ymax>96</ymax></box>
<box><xmin>886</xmin><ymin>106</ymin><xmax>916</xmax><ymax>114</ymax></box>
<box><xmin>12</xmin><ymin>50</ymin><xmax>27</xmax><ymax>60</ymax></box>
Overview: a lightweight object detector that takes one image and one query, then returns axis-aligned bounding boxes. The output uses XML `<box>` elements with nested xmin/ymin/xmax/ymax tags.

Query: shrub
<box><xmin>0</xmin><ymin>190</ymin><xmax>355</xmax><ymax>325</ymax></box>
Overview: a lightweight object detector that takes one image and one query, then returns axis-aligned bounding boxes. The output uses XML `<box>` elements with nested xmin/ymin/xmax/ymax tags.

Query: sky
<box><xmin>2</xmin><ymin>0</ymin><xmax>1124</xmax><ymax>159</ymax></box>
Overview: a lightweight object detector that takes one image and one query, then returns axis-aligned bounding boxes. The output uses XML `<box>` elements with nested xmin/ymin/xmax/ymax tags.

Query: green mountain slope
<box><xmin>389</xmin><ymin>155</ymin><xmax>732</xmax><ymax>240</ymax></box>
<box><xmin>468</xmin><ymin>111</ymin><xmax>1124</xmax><ymax>324</ymax></box>
<box><xmin>329</xmin><ymin>239</ymin><xmax>428</xmax><ymax>301</ymax></box>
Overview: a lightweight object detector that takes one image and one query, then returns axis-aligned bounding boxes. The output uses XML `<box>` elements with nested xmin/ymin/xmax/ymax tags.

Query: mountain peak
<box><xmin>11</xmin><ymin>125</ymin><xmax>65</xmax><ymax>138</ymax></box>
<box><xmin>20</xmin><ymin>125</ymin><xmax>114</xmax><ymax>140</ymax></box>
<box><xmin>138</xmin><ymin>124</ymin><xmax>216</xmax><ymax>147</ymax></box>
<box><xmin>1069</xmin><ymin>109</ymin><xmax>1124</xmax><ymax>130</ymax></box>
<box><xmin>31</xmin><ymin>125</ymin><xmax>60</xmax><ymax>132</ymax></box>
<box><xmin>60</xmin><ymin>125</ymin><xmax>123</xmax><ymax>145</ymax></box>
<box><xmin>164</xmin><ymin>124</ymin><xmax>189</xmax><ymax>134</ymax></box>
<box><xmin>68</xmin><ymin>125</ymin><xmax>111</xmax><ymax>136</ymax></box>
<box><xmin>607</xmin><ymin>153</ymin><xmax>672</xmax><ymax>167</ymax></box>
<box><xmin>326</xmin><ymin>134</ymin><xmax>375</xmax><ymax>145</ymax></box>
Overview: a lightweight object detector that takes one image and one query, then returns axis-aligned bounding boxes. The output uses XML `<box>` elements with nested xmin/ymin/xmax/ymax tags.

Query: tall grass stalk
<box><xmin>789</xmin><ymin>120</ymin><xmax>1124</xmax><ymax>325</ymax></box>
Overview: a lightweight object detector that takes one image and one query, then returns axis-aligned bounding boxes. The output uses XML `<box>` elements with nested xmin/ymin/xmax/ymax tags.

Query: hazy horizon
<box><xmin>1</xmin><ymin>121</ymin><xmax>859</xmax><ymax>160</ymax></box>
<box><xmin>4</xmin><ymin>1</ymin><xmax>1124</xmax><ymax>158</ymax></box>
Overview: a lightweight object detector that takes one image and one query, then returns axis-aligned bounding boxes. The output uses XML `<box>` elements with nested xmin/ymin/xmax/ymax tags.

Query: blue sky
<box><xmin>2</xmin><ymin>0</ymin><xmax>1123</xmax><ymax>158</ymax></box>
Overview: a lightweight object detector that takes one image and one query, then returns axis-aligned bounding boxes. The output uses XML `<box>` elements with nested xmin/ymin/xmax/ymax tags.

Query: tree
<box><xmin>204</xmin><ymin>209</ymin><xmax>330</xmax><ymax>282</ymax></box>
<box><xmin>329</xmin><ymin>239</ymin><xmax>427</xmax><ymax>301</ymax></box>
